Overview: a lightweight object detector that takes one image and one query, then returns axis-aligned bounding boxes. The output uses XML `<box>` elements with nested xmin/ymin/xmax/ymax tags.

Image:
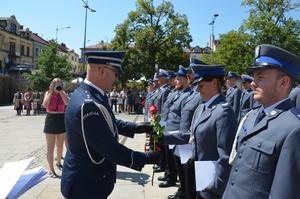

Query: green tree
<box><xmin>214</xmin><ymin>31</ymin><xmax>255</xmax><ymax>74</ymax></box>
<box><xmin>24</xmin><ymin>43</ymin><xmax>72</xmax><ymax>91</ymax></box>
<box><xmin>111</xmin><ymin>0</ymin><xmax>192</xmax><ymax>80</ymax></box>
<box><xmin>241</xmin><ymin>0</ymin><xmax>300</xmax><ymax>53</ymax></box>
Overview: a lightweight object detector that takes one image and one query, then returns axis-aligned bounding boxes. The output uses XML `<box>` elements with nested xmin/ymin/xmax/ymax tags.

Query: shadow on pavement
<box><xmin>117</xmin><ymin>171</ymin><xmax>150</xmax><ymax>186</ymax></box>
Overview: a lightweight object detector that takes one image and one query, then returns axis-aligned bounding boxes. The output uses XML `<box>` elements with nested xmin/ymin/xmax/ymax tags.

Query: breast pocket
<box><xmin>244</xmin><ymin>138</ymin><xmax>276</xmax><ymax>174</ymax></box>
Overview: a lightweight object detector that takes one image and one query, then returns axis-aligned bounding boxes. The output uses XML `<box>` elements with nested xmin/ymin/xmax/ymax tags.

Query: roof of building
<box><xmin>31</xmin><ymin>33</ymin><xmax>49</xmax><ymax>46</ymax></box>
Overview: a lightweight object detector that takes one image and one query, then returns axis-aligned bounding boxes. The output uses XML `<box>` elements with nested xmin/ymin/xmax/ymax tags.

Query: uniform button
<box><xmin>231</xmin><ymin>180</ymin><xmax>234</xmax><ymax>185</ymax></box>
<box><xmin>102</xmin><ymin>175</ymin><xmax>106</xmax><ymax>179</ymax></box>
<box><xmin>243</xmin><ymin>141</ymin><xmax>247</xmax><ymax>145</ymax></box>
<box><xmin>238</xmin><ymin>153</ymin><xmax>242</xmax><ymax>159</ymax></box>
<box><xmin>235</xmin><ymin>167</ymin><xmax>238</xmax><ymax>172</ymax></box>
<box><xmin>257</xmin><ymin>143</ymin><xmax>262</xmax><ymax>148</ymax></box>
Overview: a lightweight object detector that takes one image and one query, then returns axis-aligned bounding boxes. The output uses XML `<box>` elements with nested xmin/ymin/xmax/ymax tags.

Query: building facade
<box><xmin>0</xmin><ymin>15</ymin><xmax>33</xmax><ymax>73</ymax></box>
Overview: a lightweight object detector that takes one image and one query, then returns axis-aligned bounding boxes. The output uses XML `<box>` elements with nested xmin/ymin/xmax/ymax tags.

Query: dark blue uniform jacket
<box><xmin>61</xmin><ymin>83</ymin><xmax>147</xmax><ymax>199</ymax></box>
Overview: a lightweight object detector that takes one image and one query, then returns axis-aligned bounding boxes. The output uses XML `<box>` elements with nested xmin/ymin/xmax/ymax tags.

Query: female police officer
<box><xmin>189</xmin><ymin>64</ymin><xmax>237</xmax><ymax>199</ymax></box>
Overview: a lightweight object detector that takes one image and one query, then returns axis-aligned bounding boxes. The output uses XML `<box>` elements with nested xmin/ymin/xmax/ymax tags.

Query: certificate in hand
<box><xmin>194</xmin><ymin>161</ymin><xmax>216</xmax><ymax>191</ymax></box>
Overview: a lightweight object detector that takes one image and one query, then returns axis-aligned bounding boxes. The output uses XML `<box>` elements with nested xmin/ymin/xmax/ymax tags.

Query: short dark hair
<box><xmin>276</xmin><ymin>69</ymin><xmax>295</xmax><ymax>92</ymax></box>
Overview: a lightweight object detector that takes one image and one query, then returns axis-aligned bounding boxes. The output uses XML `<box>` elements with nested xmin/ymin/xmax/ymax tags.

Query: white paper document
<box><xmin>195</xmin><ymin>161</ymin><xmax>216</xmax><ymax>191</ymax></box>
<box><xmin>0</xmin><ymin>158</ymin><xmax>34</xmax><ymax>199</ymax></box>
<box><xmin>0</xmin><ymin>157</ymin><xmax>48</xmax><ymax>199</ymax></box>
<box><xmin>164</xmin><ymin>130</ymin><xmax>179</xmax><ymax>149</ymax></box>
<box><xmin>178</xmin><ymin>144</ymin><xmax>194</xmax><ymax>164</ymax></box>
<box><xmin>7</xmin><ymin>167</ymin><xmax>48</xmax><ymax>199</ymax></box>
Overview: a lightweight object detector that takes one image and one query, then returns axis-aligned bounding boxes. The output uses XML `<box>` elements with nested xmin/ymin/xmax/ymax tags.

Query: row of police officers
<box><xmin>144</xmin><ymin>44</ymin><xmax>300</xmax><ymax>199</ymax></box>
<box><xmin>60</xmin><ymin>44</ymin><xmax>300</xmax><ymax>199</ymax></box>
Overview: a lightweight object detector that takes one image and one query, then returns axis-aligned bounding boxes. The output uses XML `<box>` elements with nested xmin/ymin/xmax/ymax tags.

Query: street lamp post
<box><xmin>82</xmin><ymin>0</ymin><xmax>96</xmax><ymax>66</ymax></box>
<box><xmin>209</xmin><ymin>13</ymin><xmax>219</xmax><ymax>62</ymax></box>
<box><xmin>55</xmin><ymin>26</ymin><xmax>71</xmax><ymax>42</ymax></box>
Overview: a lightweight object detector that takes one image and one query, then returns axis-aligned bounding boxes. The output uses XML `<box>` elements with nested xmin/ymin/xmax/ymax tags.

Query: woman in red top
<box><xmin>42</xmin><ymin>78</ymin><xmax>69</xmax><ymax>177</ymax></box>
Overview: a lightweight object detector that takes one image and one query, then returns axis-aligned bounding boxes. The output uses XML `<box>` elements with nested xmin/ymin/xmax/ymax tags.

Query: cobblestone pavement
<box><xmin>0</xmin><ymin>106</ymin><xmax>176</xmax><ymax>199</ymax></box>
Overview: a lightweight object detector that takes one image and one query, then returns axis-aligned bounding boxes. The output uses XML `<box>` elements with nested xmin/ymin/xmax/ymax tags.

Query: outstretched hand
<box><xmin>135</xmin><ymin>122</ymin><xmax>153</xmax><ymax>134</ymax></box>
<box><xmin>145</xmin><ymin>151</ymin><xmax>161</xmax><ymax>164</ymax></box>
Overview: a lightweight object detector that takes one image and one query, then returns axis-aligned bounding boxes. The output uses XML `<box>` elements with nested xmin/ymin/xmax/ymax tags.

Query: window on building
<box><xmin>26</xmin><ymin>46</ymin><xmax>30</xmax><ymax>56</ymax></box>
<box><xmin>21</xmin><ymin>45</ymin><xmax>25</xmax><ymax>55</ymax></box>
<box><xmin>10</xmin><ymin>23</ymin><xmax>17</xmax><ymax>34</ymax></box>
<box><xmin>9</xmin><ymin>42</ymin><xmax>16</xmax><ymax>56</ymax></box>
<box><xmin>35</xmin><ymin>48</ymin><xmax>39</xmax><ymax>56</ymax></box>
<box><xmin>72</xmin><ymin>56</ymin><xmax>74</xmax><ymax>61</ymax></box>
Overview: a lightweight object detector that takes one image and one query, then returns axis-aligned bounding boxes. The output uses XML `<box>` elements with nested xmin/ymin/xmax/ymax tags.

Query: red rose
<box><xmin>149</xmin><ymin>104</ymin><xmax>158</xmax><ymax>114</ymax></box>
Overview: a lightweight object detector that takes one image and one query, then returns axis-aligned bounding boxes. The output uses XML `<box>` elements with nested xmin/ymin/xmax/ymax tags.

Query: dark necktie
<box><xmin>254</xmin><ymin>110</ymin><xmax>266</xmax><ymax>126</ymax></box>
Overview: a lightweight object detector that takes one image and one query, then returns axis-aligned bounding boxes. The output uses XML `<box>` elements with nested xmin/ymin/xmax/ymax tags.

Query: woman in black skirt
<box><xmin>42</xmin><ymin>78</ymin><xmax>69</xmax><ymax>177</ymax></box>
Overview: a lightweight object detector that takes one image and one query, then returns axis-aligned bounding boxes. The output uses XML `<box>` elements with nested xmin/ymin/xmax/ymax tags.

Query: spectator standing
<box><xmin>33</xmin><ymin>91</ymin><xmax>42</xmax><ymax>115</ymax></box>
<box><xmin>23</xmin><ymin>88</ymin><xmax>33</xmax><ymax>115</ymax></box>
<box><xmin>127</xmin><ymin>88</ymin><xmax>134</xmax><ymax>113</ymax></box>
<box><xmin>13</xmin><ymin>89</ymin><xmax>23</xmax><ymax>115</ymax></box>
<box><xmin>42</xmin><ymin>78</ymin><xmax>69</xmax><ymax>177</ymax></box>
<box><xmin>110</xmin><ymin>89</ymin><xmax>118</xmax><ymax>112</ymax></box>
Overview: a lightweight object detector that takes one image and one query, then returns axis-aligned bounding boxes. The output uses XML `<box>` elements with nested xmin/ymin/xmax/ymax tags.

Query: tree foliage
<box><xmin>24</xmin><ymin>43</ymin><xmax>72</xmax><ymax>91</ymax></box>
<box><xmin>241</xmin><ymin>0</ymin><xmax>300</xmax><ymax>53</ymax></box>
<box><xmin>214</xmin><ymin>31</ymin><xmax>255</xmax><ymax>74</ymax></box>
<box><xmin>111</xmin><ymin>0</ymin><xmax>192</xmax><ymax>80</ymax></box>
<box><xmin>213</xmin><ymin>0</ymin><xmax>300</xmax><ymax>75</ymax></box>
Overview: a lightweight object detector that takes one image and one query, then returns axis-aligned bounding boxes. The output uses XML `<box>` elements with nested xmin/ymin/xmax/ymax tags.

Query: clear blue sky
<box><xmin>2</xmin><ymin>0</ymin><xmax>300</xmax><ymax>55</ymax></box>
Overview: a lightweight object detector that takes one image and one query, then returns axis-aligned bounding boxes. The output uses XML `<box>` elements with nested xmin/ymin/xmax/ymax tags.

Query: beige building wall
<box><xmin>68</xmin><ymin>50</ymin><xmax>80</xmax><ymax>74</ymax></box>
<box><xmin>0</xmin><ymin>16</ymin><xmax>33</xmax><ymax>68</ymax></box>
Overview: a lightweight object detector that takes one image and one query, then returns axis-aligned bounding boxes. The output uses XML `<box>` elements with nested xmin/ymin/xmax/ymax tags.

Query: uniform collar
<box><xmin>203</xmin><ymin>94</ymin><xmax>220</xmax><ymax>109</ymax></box>
<box><xmin>263</xmin><ymin>98</ymin><xmax>290</xmax><ymax>116</ymax></box>
<box><xmin>84</xmin><ymin>79</ymin><xmax>105</xmax><ymax>96</ymax></box>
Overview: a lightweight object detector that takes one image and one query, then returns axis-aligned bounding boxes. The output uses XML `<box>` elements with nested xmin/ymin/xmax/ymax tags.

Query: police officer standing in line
<box><xmin>189</xmin><ymin>64</ymin><xmax>237</xmax><ymax>199</ymax></box>
<box><xmin>153</xmin><ymin>69</ymin><xmax>171</xmax><ymax>114</ymax></box>
<box><xmin>223</xmin><ymin>44</ymin><xmax>300</xmax><ymax>199</ymax></box>
<box><xmin>61</xmin><ymin>51</ymin><xmax>160</xmax><ymax>199</ymax></box>
<box><xmin>158</xmin><ymin>65</ymin><xmax>192</xmax><ymax>198</ymax></box>
<box><xmin>158</xmin><ymin>66</ymin><xmax>191</xmax><ymax>190</ymax></box>
<box><xmin>150</xmin><ymin>69</ymin><xmax>171</xmax><ymax>173</ymax></box>
<box><xmin>179</xmin><ymin>58</ymin><xmax>203</xmax><ymax>199</ymax></box>
<box><xmin>144</xmin><ymin>79</ymin><xmax>156</xmax><ymax>122</ymax></box>
<box><xmin>238</xmin><ymin>74</ymin><xmax>254</xmax><ymax>122</ymax></box>
<box><xmin>225</xmin><ymin>71</ymin><xmax>242</xmax><ymax>118</ymax></box>
<box><xmin>160</xmin><ymin>70</ymin><xmax>177</xmax><ymax>121</ymax></box>
<box><xmin>162</xmin><ymin>58</ymin><xmax>203</xmax><ymax>199</ymax></box>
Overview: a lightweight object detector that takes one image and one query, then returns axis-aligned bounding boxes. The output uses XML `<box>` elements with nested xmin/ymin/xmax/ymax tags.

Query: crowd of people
<box><xmin>144</xmin><ymin>44</ymin><xmax>300</xmax><ymax>199</ymax></box>
<box><xmin>107</xmin><ymin>87</ymin><xmax>146</xmax><ymax>114</ymax></box>
<box><xmin>13</xmin><ymin>88</ymin><xmax>44</xmax><ymax>116</ymax></box>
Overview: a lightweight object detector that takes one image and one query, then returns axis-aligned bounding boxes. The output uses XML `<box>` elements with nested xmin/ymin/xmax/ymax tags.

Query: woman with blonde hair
<box><xmin>42</xmin><ymin>78</ymin><xmax>69</xmax><ymax>177</ymax></box>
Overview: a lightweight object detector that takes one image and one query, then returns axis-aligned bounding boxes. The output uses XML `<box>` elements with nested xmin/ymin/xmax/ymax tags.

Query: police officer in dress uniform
<box><xmin>151</xmin><ymin>69</ymin><xmax>171</xmax><ymax>173</ymax></box>
<box><xmin>189</xmin><ymin>64</ymin><xmax>237</xmax><ymax>199</ymax></box>
<box><xmin>158</xmin><ymin>65</ymin><xmax>192</xmax><ymax>198</ymax></box>
<box><xmin>158</xmin><ymin>66</ymin><xmax>191</xmax><ymax>189</ymax></box>
<box><xmin>144</xmin><ymin>79</ymin><xmax>156</xmax><ymax>122</ymax></box>
<box><xmin>161</xmin><ymin>70</ymin><xmax>177</xmax><ymax>121</ymax></box>
<box><xmin>161</xmin><ymin>58</ymin><xmax>204</xmax><ymax>199</ymax></box>
<box><xmin>238</xmin><ymin>74</ymin><xmax>254</xmax><ymax>122</ymax></box>
<box><xmin>153</xmin><ymin>69</ymin><xmax>171</xmax><ymax>114</ymax></box>
<box><xmin>223</xmin><ymin>44</ymin><xmax>300</xmax><ymax>199</ymax></box>
<box><xmin>61</xmin><ymin>51</ymin><xmax>160</xmax><ymax>199</ymax></box>
<box><xmin>178</xmin><ymin>58</ymin><xmax>203</xmax><ymax>199</ymax></box>
<box><xmin>225</xmin><ymin>71</ymin><xmax>242</xmax><ymax>118</ymax></box>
